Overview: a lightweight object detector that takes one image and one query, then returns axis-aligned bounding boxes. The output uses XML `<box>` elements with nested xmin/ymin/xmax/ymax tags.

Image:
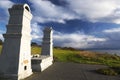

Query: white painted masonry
<box><xmin>0</xmin><ymin>4</ymin><xmax>32</xmax><ymax>80</ymax></box>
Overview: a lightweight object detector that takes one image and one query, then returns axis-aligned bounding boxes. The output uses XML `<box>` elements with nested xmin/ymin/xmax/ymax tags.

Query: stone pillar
<box><xmin>0</xmin><ymin>4</ymin><xmax>32</xmax><ymax>80</ymax></box>
<box><xmin>32</xmin><ymin>27</ymin><xmax>53</xmax><ymax>72</ymax></box>
<box><xmin>41</xmin><ymin>27</ymin><xmax>53</xmax><ymax>57</ymax></box>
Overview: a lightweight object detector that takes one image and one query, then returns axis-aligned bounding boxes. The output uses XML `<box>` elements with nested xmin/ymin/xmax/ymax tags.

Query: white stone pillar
<box><xmin>41</xmin><ymin>27</ymin><xmax>53</xmax><ymax>57</ymax></box>
<box><xmin>0</xmin><ymin>4</ymin><xmax>32</xmax><ymax>80</ymax></box>
<box><xmin>31</xmin><ymin>27</ymin><xmax>53</xmax><ymax>72</ymax></box>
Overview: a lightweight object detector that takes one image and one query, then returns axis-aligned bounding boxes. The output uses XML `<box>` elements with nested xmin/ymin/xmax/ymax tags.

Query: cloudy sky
<box><xmin>0</xmin><ymin>0</ymin><xmax>120</xmax><ymax>49</ymax></box>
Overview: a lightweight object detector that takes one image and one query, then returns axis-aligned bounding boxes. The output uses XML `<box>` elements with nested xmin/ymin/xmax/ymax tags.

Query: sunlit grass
<box><xmin>31</xmin><ymin>46</ymin><xmax>41</xmax><ymax>55</ymax></box>
<box><xmin>0</xmin><ymin>45</ymin><xmax>120</xmax><ymax>67</ymax></box>
<box><xmin>53</xmin><ymin>48</ymin><xmax>120</xmax><ymax>67</ymax></box>
<box><xmin>53</xmin><ymin>48</ymin><xmax>79</xmax><ymax>62</ymax></box>
<box><xmin>77</xmin><ymin>51</ymin><xmax>120</xmax><ymax>67</ymax></box>
<box><xmin>0</xmin><ymin>45</ymin><xmax>2</xmax><ymax>54</ymax></box>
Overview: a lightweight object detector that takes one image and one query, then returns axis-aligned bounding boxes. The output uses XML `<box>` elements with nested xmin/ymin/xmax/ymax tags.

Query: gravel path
<box><xmin>25</xmin><ymin>62</ymin><xmax>120</xmax><ymax>80</ymax></box>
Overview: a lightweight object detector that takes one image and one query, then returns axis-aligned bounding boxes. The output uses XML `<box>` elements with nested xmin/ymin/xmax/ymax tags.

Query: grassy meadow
<box><xmin>31</xmin><ymin>45</ymin><xmax>41</xmax><ymax>54</ymax></box>
<box><xmin>31</xmin><ymin>45</ymin><xmax>120</xmax><ymax>67</ymax></box>
<box><xmin>0</xmin><ymin>45</ymin><xmax>2</xmax><ymax>54</ymax></box>
<box><xmin>1</xmin><ymin>45</ymin><xmax>120</xmax><ymax>67</ymax></box>
<box><xmin>54</xmin><ymin>48</ymin><xmax>120</xmax><ymax>67</ymax></box>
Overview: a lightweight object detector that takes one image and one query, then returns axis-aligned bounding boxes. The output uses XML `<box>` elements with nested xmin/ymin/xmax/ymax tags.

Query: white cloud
<box><xmin>0</xmin><ymin>30</ymin><xmax>5</xmax><ymax>41</ymax></box>
<box><xmin>29</xmin><ymin>0</ymin><xmax>78</xmax><ymax>23</ymax></box>
<box><xmin>0</xmin><ymin>0</ymin><xmax>14</xmax><ymax>23</ymax></box>
<box><xmin>0</xmin><ymin>34</ymin><xmax>3</xmax><ymax>41</ymax></box>
<box><xmin>31</xmin><ymin>22</ymin><xmax>43</xmax><ymax>41</ymax></box>
<box><xmin>66</xmin><ymin>0</ymin><xmax>120</xmax><ymax>23</ymax></box>
<box><xmin>0</xmin><ymin>0</ymin><xmax>13</xmax><ymax>9</ymax></box>
<box><xmin>29</xmin><ymin>0</ymin><xmax>120</xmax><ymax>24</ymax></box>
<box><xmin>67</xmin><ymin>0</ymin><xmax>115</xmax><ymax>18</ymax></box>
<box><xmin>53</xmin><ymin>29</ymin><xmax>120</xmax><ymax>49</ymax></box>
<box><xmin>0</xmin><ymin>0</ymin><xmax>119</xmax><ymax>49</ymax></box>
<box><xmin>53</xmin><ymin>31</ymin><xmax>106</xmax><ymax>48</ymax></box>
<box><xmin>103</xmin><ymin>27</ymin><xmax>120</xmax><ymax>33</ymax></box>
<box><xmin>103</xmin><ymin>27</ymin><xmax>120</xmax><ymax>41</ymax></box>
<box><xmin>29</xmin><ymin>0</ymin><xmax>120</xmax><ymax>48</ymax></box>
<box><xmin>31</xmin><ymin>24</ymin><xmax>120</xmax><ymax>49</ymax></box>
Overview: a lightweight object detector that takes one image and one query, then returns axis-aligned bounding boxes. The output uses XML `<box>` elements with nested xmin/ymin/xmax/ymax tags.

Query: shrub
<box><xmin>111</xmin><ymin>66</ymin><xmax>120</xmax><ymax>74</ymax></box>
<box><xmin>97</xmin><ymin>68</ymin><xmax>118</xmax><ymax>76</ymax></box>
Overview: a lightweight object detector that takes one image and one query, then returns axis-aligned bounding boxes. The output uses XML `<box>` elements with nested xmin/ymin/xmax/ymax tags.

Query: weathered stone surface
<box><xmin>0</xmin><ymin>4</ymin><xmax>32</xmax><ymax>80</ymax></box>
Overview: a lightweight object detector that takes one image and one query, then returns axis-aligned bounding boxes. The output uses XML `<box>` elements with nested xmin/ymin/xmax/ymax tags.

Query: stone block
<box><xmin>31</xmin><ymin>56</ymin><xmax>53</xmax><ymax>72</ymax></box>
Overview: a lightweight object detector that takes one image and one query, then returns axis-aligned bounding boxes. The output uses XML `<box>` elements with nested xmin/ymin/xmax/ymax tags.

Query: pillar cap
<box><xmin>44</xmin><ymin>27</ymin><xmax>52</xmax><ymax>31</ymax></box>
<box><xmin>12</xmin><ymin>4</ymin><xmax>31</xmax><ymax>12</ymax></box>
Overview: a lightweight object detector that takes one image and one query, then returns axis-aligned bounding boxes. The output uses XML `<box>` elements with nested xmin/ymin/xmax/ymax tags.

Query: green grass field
<box><xmin>54</xmin><ymin>48</ymin><xmax>120</xmax><ymax>67</ymax></box>
<box><xmin>31</xmin><ymin>45</ymin><xmax>41</xmax><ymax>54</ymax></box>
<box><xmin>0</xmin><ymin>45</ymin><xmax>120</xmax><ymax>67</ymax></box>
<box><xmin>31</xmin><ymin>46</ymin><xmax>120</xmax><ymax>67</ymax></box>
<box><xmin>0</xmin><ymin>45</ymin><xmax>2</xmax><ymax>54</ymax></box>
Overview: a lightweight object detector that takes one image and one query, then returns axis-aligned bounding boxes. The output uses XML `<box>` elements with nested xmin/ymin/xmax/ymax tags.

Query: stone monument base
<box><xmin>31</xmin><ymin>56</ymin><xmax>53</xmax><ymax>72</ymax></box>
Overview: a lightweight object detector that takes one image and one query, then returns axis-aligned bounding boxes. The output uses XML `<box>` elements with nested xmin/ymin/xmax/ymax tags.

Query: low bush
<box><xmin>110</xmin><ymin>66</ymin><xmax>120</xmax><ymax>74</ymax></box>
<box><xmin>97</xmin><ymin>68</ymin><xmax>118</xmax><ymax>76</ymax></box>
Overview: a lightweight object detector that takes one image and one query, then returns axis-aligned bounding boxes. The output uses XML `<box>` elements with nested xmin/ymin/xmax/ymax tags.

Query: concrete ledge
<box><xmin>31</xmin><ymin>56</ymin><xmax>53</xmax><ymax>72</ymax></box>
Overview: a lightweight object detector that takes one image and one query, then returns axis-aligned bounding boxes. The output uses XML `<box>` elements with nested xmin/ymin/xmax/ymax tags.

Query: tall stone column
<box><xmin>0</xmin><ymin>4</ymin><xmax>32</xmax><ymax>80</ymax></box>
<box><xmin>41</xmin><ymin>27</ymin><xmax>53</xmax><ymax>57</ymax></box>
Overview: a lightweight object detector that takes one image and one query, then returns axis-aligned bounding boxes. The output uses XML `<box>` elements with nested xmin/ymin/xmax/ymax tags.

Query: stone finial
<box><xmin>12</xmin><ymin>4</ymin><xmax>31</xmax><ymax>12</ymax></box>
